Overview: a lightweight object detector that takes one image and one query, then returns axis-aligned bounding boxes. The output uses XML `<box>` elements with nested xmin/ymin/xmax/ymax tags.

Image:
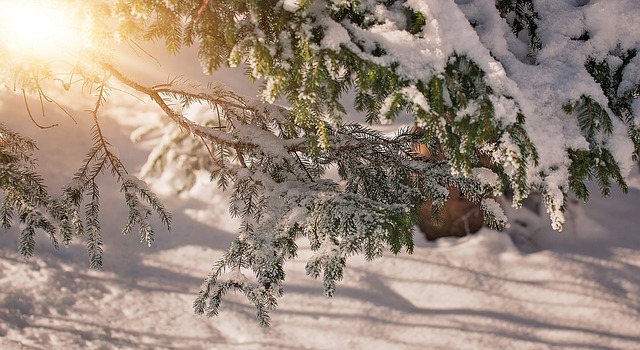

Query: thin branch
<box><xmin>153</xmin><ymin>86</ymin><xmax>250</xmax><ymax>111</ymax></box>
<box><xmin>235</xmin><ymin>147</ymin><xmax>247</xmax><ymax>167</ymax></box>
<box><xmin>102</xmin><ymin>62</ymin><xmax>247</xmax><ymax>150</ymax></box>
<box><xmin>90</xmin><ymin>79</ymin><xmax>128</xmax><ymax>179</ymax></box>
<box><xmin>109</xmin><ymin>85</ymin><xmax>147</xmax><ymax>104</ymax></box>
<box><xmin>195</xmin><ymin>0</ymin><xmax>211</xmax><ymax>23</ymax></box>
<box><xmin>126</xmin><ymin>39</ymin><xmax>162</xmax><ymax>66</ymax></box>
<box><xmin>35</xmin><ymin>82</ymin><xmax>79</xmax><ymax>124</ymax></box>
<box><xmin>49</xmin><ymin>98</ymin><xmax>79</xmax><ymax>125</ymax></box>
<box><xmin>38</xmin><ymin>88</ymin><xmax>46</xmax><ymax>117</ymax></box>
<box><xmin>215</xmin><ymin>104</ymin><xmax>224</xmax><ymax>130</ymax></box>
<box><xmin>21</xmin><ymin>89</ymin><xmax>58</xmax><ymax>129</ymax></box>
<box><xmin>101</xmin><ymin>62</ymin><xmax>410</xmax><ymax>162</ymax></box>
<box><xmin>291</xmin><ymin>151</ymin><xmax>315</xmax><ymax>182</ymax></box>
<box><xmin>200</xmin><ymin>135</ymin><xmax>216</xmax><ymax>162</ymax></box>
<box><xmin>150</xmin><ymin>83</ymin><xmax>173</xmax><ymax>90</ymax></box>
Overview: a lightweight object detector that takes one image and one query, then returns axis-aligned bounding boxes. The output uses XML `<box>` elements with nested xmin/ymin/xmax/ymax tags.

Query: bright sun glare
<box><xmin>0</xmin><ymin>0</ymin><xmax>82</xmax><ymax>59</ymax></box>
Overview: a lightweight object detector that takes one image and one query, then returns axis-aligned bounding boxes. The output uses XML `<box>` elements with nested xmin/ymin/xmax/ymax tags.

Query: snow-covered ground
<box><xmin>2</xmin><ymin>66</ymin><xmax>640</xmax><ymax>349</ymax></box>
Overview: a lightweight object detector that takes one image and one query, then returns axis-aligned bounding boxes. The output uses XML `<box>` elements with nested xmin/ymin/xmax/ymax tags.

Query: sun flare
<box><xmin>0</xmin><ymin>0</ymin><xmax>82</xmax><ymax>60</ymax></box>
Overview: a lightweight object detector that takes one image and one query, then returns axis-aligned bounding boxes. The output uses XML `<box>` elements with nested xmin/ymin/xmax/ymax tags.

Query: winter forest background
<box><xmin>1</xmin><ymin>0</ymin><xmax>640</xmax><ymax>349</ymax></box>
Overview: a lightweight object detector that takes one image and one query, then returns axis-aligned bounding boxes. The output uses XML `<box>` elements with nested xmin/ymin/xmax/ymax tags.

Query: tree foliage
<box><xmin>1</xmin><ymin>0</ymin><xmax>639</xmax><ymax>326</ymax></box>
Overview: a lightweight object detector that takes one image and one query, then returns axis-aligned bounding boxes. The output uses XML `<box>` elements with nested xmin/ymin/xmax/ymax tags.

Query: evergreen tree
<box><xmin>1</xmin><ymin>0</ymin><xmax>639</xmax><ymax>326</ymax></box>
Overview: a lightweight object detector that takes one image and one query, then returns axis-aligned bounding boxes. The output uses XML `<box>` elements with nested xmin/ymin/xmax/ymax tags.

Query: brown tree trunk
<box><xmin>418</xmin><ymin>188</ymin><xmax>484</xmax><ymax>241</ymax></box>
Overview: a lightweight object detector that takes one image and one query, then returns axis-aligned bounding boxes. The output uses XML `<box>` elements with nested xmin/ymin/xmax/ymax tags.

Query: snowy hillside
<box><xmin>1</xmin><ymin>86</ymin><xmax>640</xmax><ymax>349</ymax></box>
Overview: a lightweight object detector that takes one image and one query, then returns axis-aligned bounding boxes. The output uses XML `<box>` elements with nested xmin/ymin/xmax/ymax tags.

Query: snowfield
<box><xmin>1</xmin><ymin>89</ymin><xmax>639</xmax><ymax>350</ymax></box>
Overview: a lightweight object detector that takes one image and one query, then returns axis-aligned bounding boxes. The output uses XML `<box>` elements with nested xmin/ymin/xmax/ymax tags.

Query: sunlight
<box><xmin>0</xmin><ymin>0</ymin><xmax>83</xmax><ymax>60</ymax></box>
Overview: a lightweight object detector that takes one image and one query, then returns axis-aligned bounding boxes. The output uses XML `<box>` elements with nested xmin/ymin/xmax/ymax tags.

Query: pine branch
<box><xmin>2</xmin><ymin>0</ymin><xmax>639</xmax><ymax>327</ymax></box>
<box><xmin>0</xmin><ymin>123</ymin><xmax>66</xmax><ymax>259</ymax></box>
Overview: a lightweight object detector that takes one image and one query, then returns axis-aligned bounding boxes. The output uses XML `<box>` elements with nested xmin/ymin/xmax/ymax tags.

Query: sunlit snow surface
<box><xmin>1</xmin><ymin>85</ymin><xmax>639</xmax><ymax>350</ymax></box>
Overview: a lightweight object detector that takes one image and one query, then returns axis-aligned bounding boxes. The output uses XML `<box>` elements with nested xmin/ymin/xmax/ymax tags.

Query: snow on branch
<box><xmin>1</xmin><ymin>0</ymin><xmax>639</xmax><ymax>327</ymax></box>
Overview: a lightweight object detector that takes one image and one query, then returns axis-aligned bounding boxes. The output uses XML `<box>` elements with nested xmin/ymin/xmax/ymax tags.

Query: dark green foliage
<box><xmin>495</xmin><ymin>0</ymin><xmax>541</xmax><ymax>60</ymax></box>
<box><xmin>110</xmin><ymin>0</ymin><xmax>539</xmax><ymax>325</ymax></box>
<box><xmin>560</xmin><ymin>48</ymin><xmax>640</xmax><ymax>201</ymax></box>
<box><xmin>86</xmin><ymin>181</ymin><xmax>103</xmax><ymax>269</ymax></box>
<box><xmin>0</xmin><ymin>123</ymin><xmax>66</xmax><ymax>258</ymax></box>
<box><xmin>3</xmin><ymin>0</ymin><xmax>640</xmax><ymax>328</ymax></box>
<box><xmin>585</xmin><ymin>49</ymin><xmax>640</xmax><ymax>158</ymax></box>
<box><xmin>191</xmin><ymin>113</ymin><xmax>498</xmax><ymax>324</ymax></box>
<box><xmin>0</xmin><ymin>70</ymin><xmax>171</xmax><ymax>268</ymax></box>
<box><xmin>404</xmin><ymin>7</ymin><xmax>426</xmax><ymax>35</ymax></box>
<box><xmin>61</xmin><ymin>117</ymin><xmax>171</xmax><ymax>268</ymax></box>
<box><xmin>561</xmin><ymin>48</ymin><xmax>640</xmax><ymax>201</ymax></box>
<box><xmin>568</xmin><ymin>148</ymin><xmax>627</xmax><ymax>200</ymax></box>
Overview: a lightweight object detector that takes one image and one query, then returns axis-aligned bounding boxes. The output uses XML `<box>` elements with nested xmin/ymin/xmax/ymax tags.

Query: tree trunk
<box><xmin>418</xmin><ymin>188</ymin><xmax>484</xmax><ymax>241</ymax></box>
